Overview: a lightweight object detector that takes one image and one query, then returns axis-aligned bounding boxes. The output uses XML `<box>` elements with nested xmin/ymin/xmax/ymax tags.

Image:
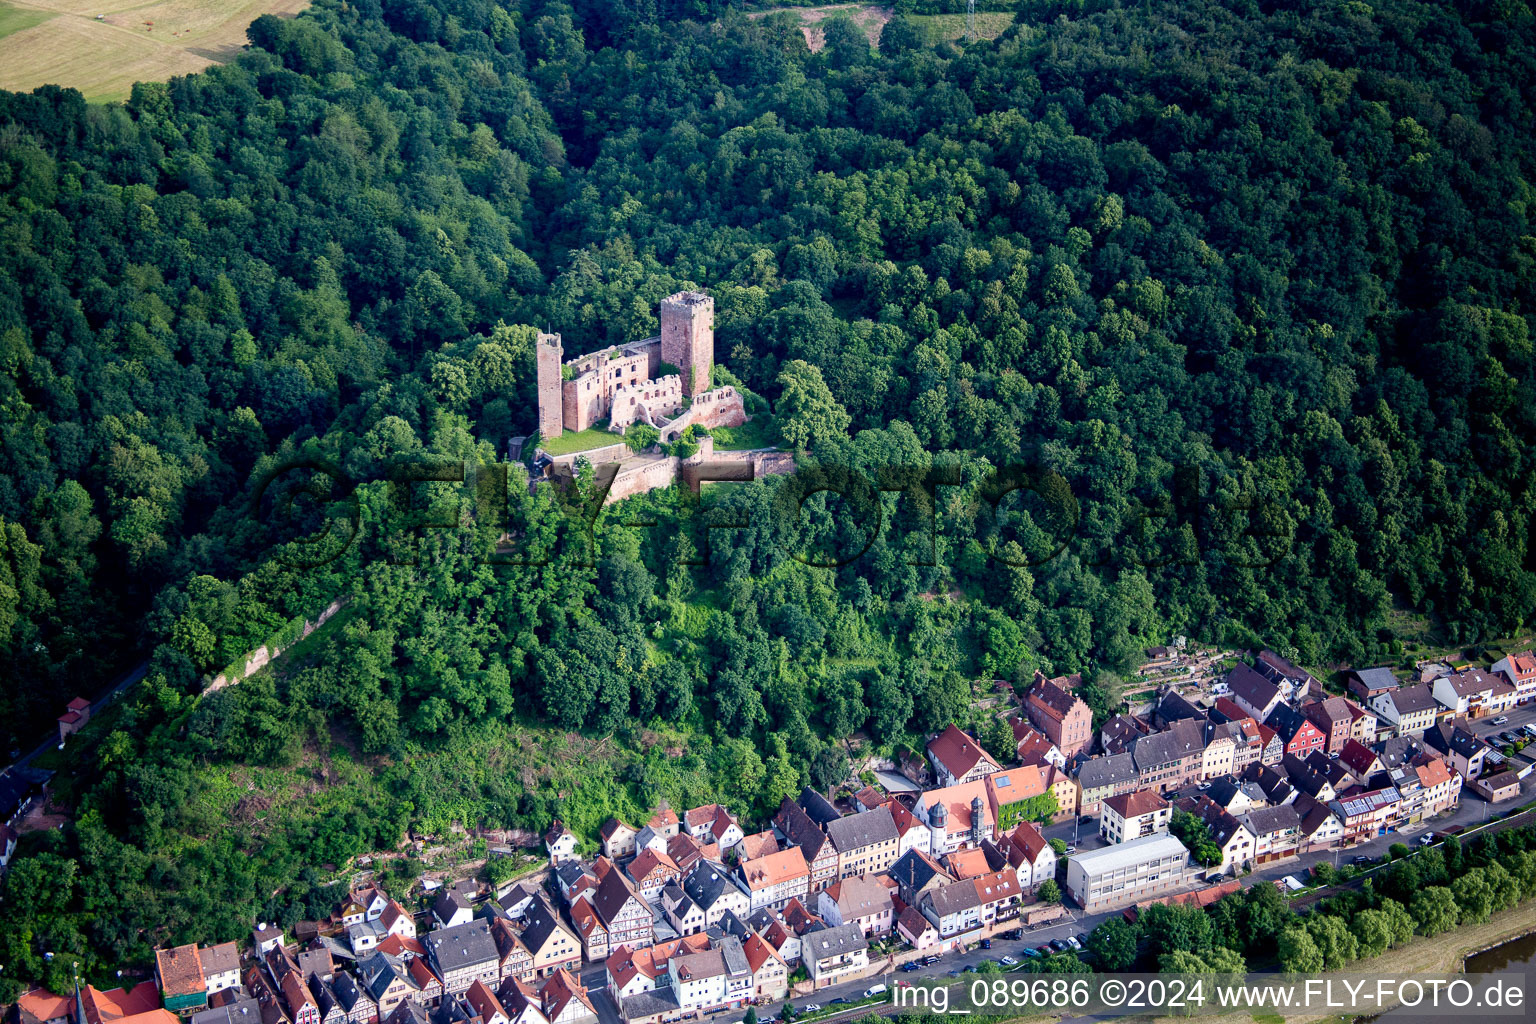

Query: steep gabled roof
<box><xmin>824</xmin><ymin>805</ymin><xmax>897</xmax><ymax>851</ymax></box>
<box><xmin>927</xmin><ymin>725</ymin><xmax>1001</xmax><ymax>780</ymax></box>
<box><xmin>1226</xmin><ymin>664</ymin><xmax>1281</xmax><ymax>711</ymax></box>
<box><xmin>1026</xmin><ymin>680</ymin><xmax>1085</xmax><ymax>724</ymax></box>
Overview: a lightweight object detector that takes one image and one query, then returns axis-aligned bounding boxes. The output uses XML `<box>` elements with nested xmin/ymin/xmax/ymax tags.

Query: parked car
<box><xmin>803</xmin><ymin>1006</ymin><xmax>821</xmax><ymax>1014</ymax></box>
<box><xmin>901</xmin><ymin>962</ymin><xmax>921</xmax><ymax>972</ymax></box>
<box><xmin>1036</xmin><ymin>945</ymin><xmax>1054</xmax><ymax>957</ymax></box>
<box><xmin>864</xmin><ymin>985</ymin><xmax>888</xmax><ymax>999</ymax></box>
<box><xmin>980</xmin><ymin>938</ymin><xmax>992</xmax><ymax>949</ymax></box>
<box><xmin>1021</xmin><ymin>947</ymin><xmax>1043</xmax><ymax>958</ymax></box>
<box><xmin>830</xmin><ymin>998</ymin><xmax>848</xmax><ymax>1005</ymax></box>
<box><xmin>1050</xmin><ymin>939</ymin><xmax>1071</xmax><ymax>952</ymax></box>
<box><xmin>1066</xmin><ymin>936</ymin><xmax>1083</xmax><ymax>950</ymax></box>
<box><xmin>1350</xmin><ymin>855</ymin><xmax>1373</xmax><ymax>865</ymax></box>
<box><xmin>998</xmin><ymin>956</ymin><xmax>1017</xmax><ymax>966</ymax></box>
<box><xmin>1419</xmin><ymin>833</ymin><xmax>1435</xmax><ymax>845</ymax></box>
<box><xmin>1493</xmin><ymin>716</ymin><xmax>1509</xmax><ymax>725</ymax></box>
<box><xmin>961</xmin><ymin>964</ymin><xmax>977</xmax><ymax>974</ymax></box>
<box><xmin>1004</xmin><ymin>929</ymin><xmax>1023</xmax><ymax>940</ymax></box>
<box><xmin>923</xmin><ymin>954</ymin><xmax>942</xmax><ymax>965</ymax></box>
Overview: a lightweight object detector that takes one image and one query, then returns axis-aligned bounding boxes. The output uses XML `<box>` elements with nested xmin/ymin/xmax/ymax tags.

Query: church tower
<box><xmin>660</xmin><ymin>291</ymin><xmax>713</xmax><ymax>398</ymax></box>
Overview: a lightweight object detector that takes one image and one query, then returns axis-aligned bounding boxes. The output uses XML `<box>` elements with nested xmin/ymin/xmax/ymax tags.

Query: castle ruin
<box><xmin>535</xmin><ymin>291</ymin><xmax>747</xmax><ymax>444</ymax></box>
<box><xmin>527</xmin><ymin>290</ymin><xmax>792</xmax><ymax>505</ymax></box>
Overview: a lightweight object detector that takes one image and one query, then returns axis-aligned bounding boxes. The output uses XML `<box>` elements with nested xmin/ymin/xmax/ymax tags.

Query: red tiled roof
<box><xmin>156</xmin><ymin>945</ymin><xmax>206</xmax><ymax>998</ymax></box>
<box><xmin>1104</xmin><ymin>789</ymin><xmax>1168</xmax><ymax>819</ymax></box>
<box><xmin>927</xmin><ymin>724</ymin><xmax>1000</xmax><ymax>779</ymax></box>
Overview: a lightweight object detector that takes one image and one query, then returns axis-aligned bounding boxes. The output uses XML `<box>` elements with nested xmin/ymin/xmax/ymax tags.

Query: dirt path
<box><xmin>747</xmin><ymin>3</ymin><xmax>892</xmax><ymax>52</ymax></box>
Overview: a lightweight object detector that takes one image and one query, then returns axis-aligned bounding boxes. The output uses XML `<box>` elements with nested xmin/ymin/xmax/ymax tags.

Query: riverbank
<box><xmin>1165</xmin><ymin>900</ymin><xmax>1536</xmax><ymax>1024</ymax></box>
<box><xmin>993</xmin><ymin>900</ymin><xmax>1536</xmax><ymax>1024</ymax></box>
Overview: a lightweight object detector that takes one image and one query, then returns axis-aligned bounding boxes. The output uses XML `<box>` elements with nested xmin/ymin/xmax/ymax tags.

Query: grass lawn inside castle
<box><xmin>538</xmin><ymin>422</ymin><xmax>624</xmax><ymax>456</ymax></box>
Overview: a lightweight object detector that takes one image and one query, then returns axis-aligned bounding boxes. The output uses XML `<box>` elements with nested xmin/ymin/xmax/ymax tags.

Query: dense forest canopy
<box><xmin>0</xmin><ymin>0</ymin><xmax>1533</xmax><ymax>992</ymax></box>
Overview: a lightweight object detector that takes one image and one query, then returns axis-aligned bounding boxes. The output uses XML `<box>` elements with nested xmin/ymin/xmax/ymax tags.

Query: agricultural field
<box><xmin>0</xmin><ymin>0</ymin><xmax>307</xmax><ymax>102</ymax></box>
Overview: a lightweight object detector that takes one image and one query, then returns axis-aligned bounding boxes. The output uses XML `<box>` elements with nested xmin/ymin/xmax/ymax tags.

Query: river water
<box><xmin>1361</xmin><ymin>931</ymin><xmax>1534</xmax><ymax>1021</ymax></box>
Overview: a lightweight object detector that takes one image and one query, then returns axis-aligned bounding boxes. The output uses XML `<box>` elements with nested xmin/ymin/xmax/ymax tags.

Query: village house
<box><xmin>1302</xmin><ymin>697</ymin><xmax>1357</xmax><ymax>755</ymax></box>
<box><xmin>666</xmin><ymin>938</ymin><xmax>752</xmax><ymax>1016</ymax></box>
<box><xmin>772</xmin><ymin>796</ymin><xmax>839</xmax><ymax>890</ymax></box>
<box><xmin>495</xmin><ymin>979</ymin><xmax>549</xmax><ymax>1024</ymax></box>
<box><xmin>518</xmin><ymin>899</ymin><xmax>581</xmax><ymax>978</ymax></box>
<box><xmin>357</xmin><ymin>954</ymin><xmax>418</xmax><ymax>1021</ymax></box>
<box><xmin>1330</xmin><ymin>787</ymin><xmax>1403</xmax><ymax>844</ymax></box>
<box><xmin>543</xmin><ymin>823</ymin><xmax>578</xmax><ymax>866</ymax></box>
<box><xmin>1266</xmin><ymin>706</ymin><xmax>1327</xmax><ymax>759</ymax></box>
<box><xmin>1075</xmin><ymin>753</ymin><xmax>1140</xmax><ymax>816</ymax></box>
<box><xmin>1422</xmin><ymin>719</ymin><xmax>1488</xmax><ymax>779</ymax></box>
<box><xmin>1337</xmin><ymin>739</ymin><xmax>1384</xmax><ymax>782</ymax></box>
<box><xmin>1131</xmin><ymin>719</ymin><xmax>1206</xmax><ymax>793</ymax></box>
<box><xmin>1254</xmin><ymin>650</ymin><xmax>1317</xmax><ymax>702</ymax></box>
<box><xmin>825</xmin><ymin>805</ymin><xmax>900</xmax><ymax>879</ymax></box>
<box><xmin>433</xmin><ymin>891</ymin><xmax>475</xmax><ymax>931</ymax></box>
<box><xmin>1200</xmin><ymin>723</ymin><xmax>1236</xmax><ymax>780</ymax></box>
<box><xmin>1098</xmin><ymin>714</ymin><xmax>1151</xmax><ymax>757</ymax></box>
<box><xmin>57</xmin><ymin>696</ymin><xmax>91</xmax><ymax>742</ymax></box>
<box><xmin>884</xmin><ymin>800</ymin><xmax>933</xmax><ymax>858</ymax></box>
<box><xmin>739</xmin><ymin>931</ymin><xmax>788</xmax><ymax>1004</ymax></box>
<box><xmin>1473</xmin><ymin>770</ymin><xmax>1522</xmax><ymax>803</ymax></box>
<box><xmin>918</xmin><ymin>868</ymin><xmax>1021</xmax><ymax>941</ymax></box>
<box><xmin>537</xmin><ymin>970</ymin><xmax>596</xmax><ymax>1024</ymax></box>
<box><xmin>801</xmin><ymin>924</ymin><xmax>869</xmax><ymax>988</ymax></box>
<box><xmin>1238</xmin><ymin>805</ymin><xmax>1302</xmax><ymax>864</ymax></box>
<box><xmin>1414</xmin><ymin>756</ymin><xmax>1462</xmax><ymax>816</ymax></box>
<box><xmin>1226</xmin><ymin>664</ymin><xmax>1284</xmax><ymax>722</ymax></box>
<box><xmin>200</xmin><ymin>943</ymin><xmax>241</xmax><ymax>997</ymax></box>
<box><xmin>156</xmin><ymin>945</ymin><xmax>211</xmax><ymax>1016</ymax></box>
<box><xmin>626</xmin><ymin>847</ymin><xmax>683</xmax><ymax>903</ymax></box>
<box><xmin>991</xmin><ymin>821</ymin><xmax>1056</xmax><ymax>891</ymax></box>
<box><xmin>1492</xmin><ymin>650</ymin><xmax>1536</xmax><ymax>704</ymax></box>
<box><xmin>678</xmin><ymin>860</ymin><xmax>752</xmax><ymax>930</ymax></box>
<box><xmin>681</xmin><ymin>805</ymin><xmax>744</xmax><ymax>853</ymax></box>
<box><xmin>1011</xmin><ymin>718</ymin><xmax>1066</xmax><ymax>767</ymax></box>
<box><xmin>817</xmin><ymin>874</ymin><xmax>895</xmax><ymax>937</ymax></box>
<box><xmin>737</xmin><ymin>846</ymin><xmax>811</xmax><ymax>912</ymax></box>
<box><xmin>425</xmin><ymin>921</ymin><xmax>501</xmax><ymax>1000</ymax></box>
<box><xmin>1369</xmin><ymin>683</ymin><xmax>1443</xmax><ymax>737</ymax></box>
<box><xmin>926</xmin><ymin>725</ymin><xmax>1003</xmax><ymax>788</ymax></box>
<box><xmin>1178</xmin><ymin>795</ymin><xmax>1256</xmax><ymax>874</ymax></box>
<box><xmin>1346</xmin><ymin>667</ymin><xmax>1400</xmax><ymax>704</ymax></box>
<box><xmin>598</xmin><ymin>820</ymin><xmax>639</xmax><ymax>862</ymax></box>
<box><xmin>585</xmin><ymin>867</ymin><xmax>652</xmax><ymax>958</ymax></box>
<box><xmin>1101</xmin><ymin>790</ymin><xmax>1171</xmax><ymax>844</ymax></box>
<box><xmin>887</xmin><ymin>848</ymin><xmax>952</xmax><ymax>908</ymax></box>
<box><xmin>1432</xmin><ymin>669</ymin><xmax>1503</xmax><ymax>720</ymax></box>
<box><xmin>1024</xmin><ymin>680</ymin><xmax>1094</xmax><ymax>758</ymax></box>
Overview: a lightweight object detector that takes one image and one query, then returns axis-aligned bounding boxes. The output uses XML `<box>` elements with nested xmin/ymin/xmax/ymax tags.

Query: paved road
<box><xmin>7</xmin><ymin>658</ymin><xmax>147</xmax><ymax>771</ymax></box>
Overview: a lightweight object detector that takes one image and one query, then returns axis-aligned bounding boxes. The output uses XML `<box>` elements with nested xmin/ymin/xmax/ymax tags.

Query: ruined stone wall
<box><xmin>610</xmin><ymin>374</ymin><xmax>684</xmax><ymax>431</ymax></box>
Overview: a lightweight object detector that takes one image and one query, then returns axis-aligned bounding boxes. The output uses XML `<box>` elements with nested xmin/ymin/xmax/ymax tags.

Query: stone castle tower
<box><xmin>660</xmin><ymin>291</ymin><xmax>714</xmax><ymax>398</ymax></box>
<box><xmin>536</xmin><ymin>331</ymin><xmax>564</xmax><ymax>439</ymax></box>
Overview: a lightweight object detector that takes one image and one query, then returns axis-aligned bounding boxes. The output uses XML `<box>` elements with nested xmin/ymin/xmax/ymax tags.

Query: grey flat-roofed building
<box><xmin>1064</xmin><ymin>833</ymin><xmax>1192</xmax><ymax>912</ymax></box>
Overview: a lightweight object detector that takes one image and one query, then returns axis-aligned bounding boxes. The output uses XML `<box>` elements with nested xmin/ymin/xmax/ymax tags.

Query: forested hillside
<box><xmin>0</xmin><ymin>0</ymin><xmax>1533</xmax><ymax>992</ymax></box>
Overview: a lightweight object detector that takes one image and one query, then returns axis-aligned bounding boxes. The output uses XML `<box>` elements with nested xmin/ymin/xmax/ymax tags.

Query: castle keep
<box><xmin>535</xmin><ymin>291</ymin><xmax>746</xmax><ymax>444</ymax></box>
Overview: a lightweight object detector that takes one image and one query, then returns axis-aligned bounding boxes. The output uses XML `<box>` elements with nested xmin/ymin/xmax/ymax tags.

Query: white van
<box><xmin>864</xmin><ymin>985</ymin><xmax>888</xmax><ymax>999</ymax></box>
